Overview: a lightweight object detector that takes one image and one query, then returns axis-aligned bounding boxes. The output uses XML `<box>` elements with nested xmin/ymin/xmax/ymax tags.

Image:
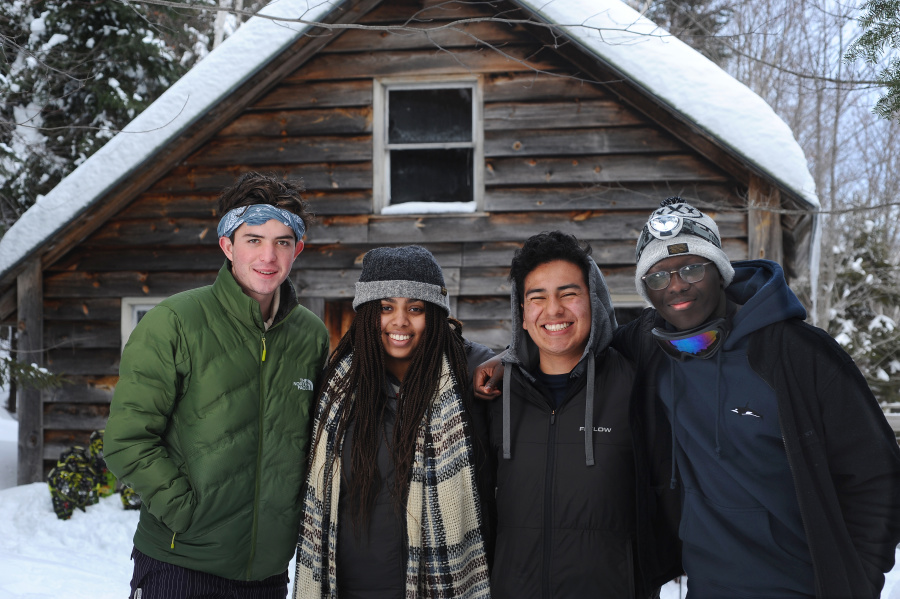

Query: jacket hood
<box><xmin>505</xmin><ymin>256</ymin><xmax>617</xmax><ymax>375</ymax></box>
<box><xmin>725</xmin><ymin>259</ymin><xmax>806</xmax><ymax>349</ymax></box>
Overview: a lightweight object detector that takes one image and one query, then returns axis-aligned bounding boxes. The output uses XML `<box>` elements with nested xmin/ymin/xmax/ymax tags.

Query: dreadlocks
<box><xmin>312</xmin><ymin>300</ymin><xmax>470</xmax><ymax>533</ymax></box>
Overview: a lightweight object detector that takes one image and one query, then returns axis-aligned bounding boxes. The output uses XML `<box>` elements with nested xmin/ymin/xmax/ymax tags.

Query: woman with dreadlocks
<box><xmin>294</xmin><ymin>245</ymin><xmax>494</xmax><ymax>599</ymax></box>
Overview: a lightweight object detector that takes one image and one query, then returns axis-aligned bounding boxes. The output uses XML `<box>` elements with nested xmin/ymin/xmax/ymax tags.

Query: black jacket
<box><xmin>490</xmin><ymin>348</ymin><xmax>640</xmax><ymax>598</ymax></box>
<box><xmin>619</xmin><ymin>260</ymin><xmax>900</xmax><ymax>599</ymax></box>
<box><xmin>490</xmin><ymin>256</ymin><xmax>665</xmax><ymax>599</ymax></box>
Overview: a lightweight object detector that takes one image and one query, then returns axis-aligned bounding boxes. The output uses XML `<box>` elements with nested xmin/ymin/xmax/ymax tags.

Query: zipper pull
<box><xmin>550</xmin><ymin>410</ymin><xmax>556</xmax><ymax>425</ymax></box>
<box><xmin>261</xmin><ymin>337</ymin><xmax>267</xmax><ymax>362</ymax></box>
<box><xmin>170</xmin><ymin>532</ymin><xmax>176</xmax><ymax>549</ymax></box>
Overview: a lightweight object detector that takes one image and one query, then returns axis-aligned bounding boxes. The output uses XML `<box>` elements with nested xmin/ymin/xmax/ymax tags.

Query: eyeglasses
<box><xmin>652</xmin><ymin>318</ymin><xmax>728</xmax><ymax>361</ymax></box>
<box><xmin>642</xmin><ymin>261</ymin><xmax>712</xmax><ymax>291</ymax></box>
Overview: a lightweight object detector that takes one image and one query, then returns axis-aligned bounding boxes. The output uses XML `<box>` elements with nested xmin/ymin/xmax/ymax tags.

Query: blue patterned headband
<box><xmin>217</xmin><ymin>204</ymin><xmax>306</xmax><ymax>241</ymax></box>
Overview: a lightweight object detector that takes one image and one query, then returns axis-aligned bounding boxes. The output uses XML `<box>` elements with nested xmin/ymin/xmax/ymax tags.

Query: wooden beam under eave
<box><xmin>16</xmin><ymin>258</ymin><xmax>44</xmax><ymax>484</ymax></box>
<box><xmin>747</xmin><ymin>175</ymin><xmax>783</xmax><ymax>264</ymax></box>
<box><xmin>0</xmin><ymin>286</ymin><xmax>15</xmax><ymax>323</ymax></box>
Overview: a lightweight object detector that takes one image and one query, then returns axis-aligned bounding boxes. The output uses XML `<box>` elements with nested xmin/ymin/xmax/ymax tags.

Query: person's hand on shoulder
<box><xmin>474</xmin><ymin>352</ymin><xmax>506</xmax><ymax>400</ymax></box>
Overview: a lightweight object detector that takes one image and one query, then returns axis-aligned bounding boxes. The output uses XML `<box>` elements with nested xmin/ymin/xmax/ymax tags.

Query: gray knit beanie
<box><xmin>353</xmin><ymin>245</ymin><xmax>450</xmax><ymax>314</ymax></box>
<box><xmin>634</xmin><ymin>197</ymin><xmax>734</xmax><ymax>303</ymax></box>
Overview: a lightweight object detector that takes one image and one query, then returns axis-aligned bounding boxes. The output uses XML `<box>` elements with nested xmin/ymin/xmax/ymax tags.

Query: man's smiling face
<box><xmin>521</xmin><ymin>259</ymin><xmax>592</xmax><ymax>374</ymax></box>
<box><xmin>644</xmin><ymin>254</ymin><xmax>722</xmax><ymax>331</ymax></box>
<box><xmin>219</xmin><ymin>219</ymin><xmax>302</xmax><ymax>307</ymax></box>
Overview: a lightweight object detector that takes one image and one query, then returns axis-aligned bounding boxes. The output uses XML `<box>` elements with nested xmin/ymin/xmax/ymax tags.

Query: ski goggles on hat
<box><xmin>642</xmin><ymin>261</ymin><xmax>712</xmax><ymax>291</ymax></box>
<box><xmin>652</xmin><ymin>318</ymin><xmax>728</xmax><ymax>361</ymax></box>
<box><xmin>635</xmin><ymin>212</ymin><xmax>722</xmax><ymax>262</ymax></box>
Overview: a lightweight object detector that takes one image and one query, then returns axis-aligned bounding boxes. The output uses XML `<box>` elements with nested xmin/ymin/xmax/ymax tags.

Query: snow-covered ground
<box><xmin>0</xmin><ymin>406</ymin><xmax>898</xmax><ymax>598</ymax></box>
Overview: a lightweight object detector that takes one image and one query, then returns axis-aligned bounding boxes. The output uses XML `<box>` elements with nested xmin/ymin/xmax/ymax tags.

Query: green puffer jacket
<box><xmin>105</xmin><ymin>263</ymin><xmax>329</xmax><ymax>581</ymax></box>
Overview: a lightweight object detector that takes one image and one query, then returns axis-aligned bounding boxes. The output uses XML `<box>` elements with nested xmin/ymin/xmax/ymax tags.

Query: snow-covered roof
<box><xmin>0</xmin><ymin>0</ymin><xmax>819</xmax><ymax>281</ymax></box>
<box><xmin>518</xmin><ymin>0</ymin><xmax>819</xmax><ymax>208</ymax></box>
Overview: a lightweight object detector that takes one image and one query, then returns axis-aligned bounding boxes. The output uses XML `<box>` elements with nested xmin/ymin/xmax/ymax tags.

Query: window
<box><xmin>120</xmin><ymin>297</ymin><xmax>166</xmax><ymax>351</ymax></box>
<box><xmin>373</xmin><ymin>78</ymin><xmax>483</xmax><ymax>214</ymax></box>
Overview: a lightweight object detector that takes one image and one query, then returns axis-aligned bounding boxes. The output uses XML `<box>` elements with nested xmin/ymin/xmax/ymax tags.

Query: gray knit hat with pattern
<box><xmin>634</xmin><ymin>198</ymin><xmax>734</xmax><ymax>303</ymax></box>
<box><xmin>353</xmin><ymin>245</ymin><xmax>450</xmax><ymax>314</ymax></box>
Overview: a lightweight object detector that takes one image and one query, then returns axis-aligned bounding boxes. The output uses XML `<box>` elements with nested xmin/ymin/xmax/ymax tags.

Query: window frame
<box><xmin>120</xmin><ymin>296</ymin><xmax>167</xmax><ymax>352</ymax></box>
<box><xmin>372</xmin><ymin>76</ymin><xmax>484</xmax><ymax>213</ymax></box>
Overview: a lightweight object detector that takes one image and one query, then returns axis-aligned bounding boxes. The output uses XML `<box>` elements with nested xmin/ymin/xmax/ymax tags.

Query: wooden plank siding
<box><xmin>17</xmin><ymin>259</ymin><xmax>44</xmax><ymax>483</ymax></box>
<box><xmin>28</xmin><ymin>0</ymin><xmax>753</xmax><ymax>475</ymax></box>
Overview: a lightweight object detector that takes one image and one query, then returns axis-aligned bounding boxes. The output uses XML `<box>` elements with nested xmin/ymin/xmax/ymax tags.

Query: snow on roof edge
<box><xmin>516</xmin><ymin>0</ymin><xmax>819</xmax><ymax>211</ymax></box>
<box><xmin>0</xmin><ymin>0</ymin><xmax>341</xmax><ymax>281</ymax></box>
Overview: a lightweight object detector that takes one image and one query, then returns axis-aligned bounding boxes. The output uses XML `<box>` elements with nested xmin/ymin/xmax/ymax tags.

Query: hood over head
<box><xmin>725</xmin><ymin>259</ymin><xmax>807</xmax><ymax>348</ymax></box>
<box><xmin>505</xmin><ymin>255</ymin><xmax>617</xmax><ymax>375</ymax></box>
<box><xmin>501</xmin><ymin>254</ymin><xmax>617</xmax><ymax>467</ymax></box>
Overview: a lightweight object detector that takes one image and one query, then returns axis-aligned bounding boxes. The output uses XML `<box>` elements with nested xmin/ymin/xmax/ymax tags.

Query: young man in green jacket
<box><xmin>105</xmin><ymin>172</ymin><xmax>329</xmax><ymax>599</ymax></box>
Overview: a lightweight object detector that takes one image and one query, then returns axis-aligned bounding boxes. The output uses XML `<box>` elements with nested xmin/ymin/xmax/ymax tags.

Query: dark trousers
<box><xmin>129</xmin><ymin>548</ymin><xmax>289</xmax><ymax>599</ymax></box>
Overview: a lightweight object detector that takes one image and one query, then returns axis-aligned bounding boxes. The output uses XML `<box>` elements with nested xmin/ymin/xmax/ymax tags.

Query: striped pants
<box><xmin>129</xmin><ymin>548</ymin><xmax>289</xmax><ymax>599</ymax></box>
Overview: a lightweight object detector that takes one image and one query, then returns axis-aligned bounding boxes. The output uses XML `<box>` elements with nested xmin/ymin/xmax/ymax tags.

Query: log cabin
<box><xmin>0</xmin><ymin>0</ymin><xmax>819</xmax><ymax>482</ymax></box>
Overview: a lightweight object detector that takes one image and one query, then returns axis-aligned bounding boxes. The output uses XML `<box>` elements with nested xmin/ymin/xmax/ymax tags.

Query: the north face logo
<box><xmin>293</xmin><ymin>379</ymin><xmax>313</xmax><ymax>391</ymax></box>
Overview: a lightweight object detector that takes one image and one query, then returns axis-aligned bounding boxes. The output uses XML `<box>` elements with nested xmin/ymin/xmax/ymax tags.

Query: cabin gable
<box><xmin>7</xmin><ymin>0</ymin><xmax>791</xmax><ymax>480</ymax></box>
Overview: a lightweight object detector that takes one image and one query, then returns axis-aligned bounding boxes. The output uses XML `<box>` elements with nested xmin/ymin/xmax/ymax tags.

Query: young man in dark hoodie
<box><xmin>489</xmin><ymin>231</ymin><xmax>652</xmax><ymax>598</ymax></box>
<box><xmin>479</xmin><ymin>198</ymin><xmax>900</xmax><ymax>598</ymax></box>
<box><xmin>623</xmin><ymin>197</ymin><xmax>900</xmax><ymax>598</ymax></box>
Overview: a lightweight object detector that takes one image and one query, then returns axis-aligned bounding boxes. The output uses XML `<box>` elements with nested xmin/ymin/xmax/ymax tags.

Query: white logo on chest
<box><xmin>579</xmin><ymin>426</ymin><xmax>612</xmax><ymax>433</ymax></box>
<box><xmin>293</xmin><ymin>379</ymin><xmax>313</xmax><ymax>391</ymax></box>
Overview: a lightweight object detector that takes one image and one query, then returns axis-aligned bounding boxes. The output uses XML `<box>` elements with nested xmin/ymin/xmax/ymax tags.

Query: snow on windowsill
<box><xmin>380</xmin><ymin>201</ymin><xmax>477</xmax><ymax>215</ymax></box>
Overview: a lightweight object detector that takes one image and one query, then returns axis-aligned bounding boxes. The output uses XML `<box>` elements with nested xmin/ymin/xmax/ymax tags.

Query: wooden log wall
<box><xmin>35</xmin><ymin>0</ymin><xmax>750</xmax><ymax>474</ymax></box>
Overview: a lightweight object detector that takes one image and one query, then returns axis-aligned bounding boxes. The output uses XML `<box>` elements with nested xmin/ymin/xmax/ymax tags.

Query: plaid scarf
<box><xmin>294</xmin><ymin>353</ymin><xmax>491</xmax><ymax>599</ymax></box>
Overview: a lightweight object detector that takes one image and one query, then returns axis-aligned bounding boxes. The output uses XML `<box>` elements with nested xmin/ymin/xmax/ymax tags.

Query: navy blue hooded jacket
<box><xmin>658</xmin><ymin>259</ymin><xmax>813</xmax><ymax>597</ymax></box>
<box><xmin>617</xmin><ymin>259</ymin><xmax>900</xmax><ymax>599</ymax></box>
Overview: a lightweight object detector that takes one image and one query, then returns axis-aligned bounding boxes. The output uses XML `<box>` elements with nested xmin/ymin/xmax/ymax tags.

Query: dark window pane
<box><xmin>389</xmin><ymin>88</ymin><xmax>472</xmax><ymax>144</ymax></box>
<box><xmin>390</xmin><ymin>149</ymin><xmax>473</xmax><ymax>204</ymax></box>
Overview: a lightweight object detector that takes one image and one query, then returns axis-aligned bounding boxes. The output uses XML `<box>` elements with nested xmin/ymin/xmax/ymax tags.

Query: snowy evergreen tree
<box><xmin>0</xmin><ymin>0</ymin><xmax>215</xmax><ymax>236</ymax></box>
<box><xmin>818</xmin><ymin>216</ymin><xmax>900</xmax><ymax>405</ymax></box>
<box><xmin>0</xmin><ymin>327</ymin><xmax>63</xmax><ymax>404</ymax></box>
<box><xmin>1</xmin><ymin>355</ymin><xmax>63</xmax><ymax>394</ymax></box>
<box><xmin>845</xmin><ymin>0</ymin><xmax>900</xmax><ymax>121</ymax></box>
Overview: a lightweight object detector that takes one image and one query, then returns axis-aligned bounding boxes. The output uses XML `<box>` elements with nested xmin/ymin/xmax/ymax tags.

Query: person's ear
<box><xmin>293</xmin><ymin>240</ymin><xmax>304</xmax><ymax>259</ymax></box>
<box><xmin>219</xmin><ymin>236</ymin><xmax>234</xmax><ymax>261</ymax></box>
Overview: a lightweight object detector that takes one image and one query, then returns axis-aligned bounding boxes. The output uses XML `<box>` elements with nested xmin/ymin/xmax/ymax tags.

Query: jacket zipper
<box><xmin>756</xmin><ymin>356</ymin><xmax>816</xmax><ymax>590</ymax></box>
<box><xmin>242</xmin><ymin>297</ymin><xmax>298</xmax><ymax>578</ymax></box>
<box><xmin>775</xmin><ymin>391</ymin><xmax>815</xmax><ymax>586</ymax></box>
<box><xmin>542</xmin><ymin>408</ymin><xmax>557</xmax><ymax>599</ymax></box>
<box><xmin>247</xmin><ymin>333</ymin><xmax>267</xmax><ymax>578</ymax></box>
<box><xmin>245</xmin><ymin>298</ymin><xmax>297</xmax><ymax>576</ymax></box>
